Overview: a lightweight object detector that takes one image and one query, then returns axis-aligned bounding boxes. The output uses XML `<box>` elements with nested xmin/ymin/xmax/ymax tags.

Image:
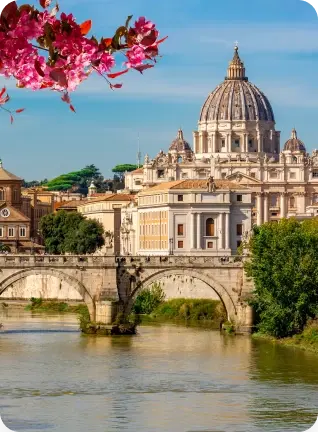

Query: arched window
<box><xmin>0</xmin><ymin>188</ymin><xmax>4</xmax><ymax>201</ymax></box>
<box><xmin>206</xmin><ymin>218</ymin><xmax>215</xmax><ymax>237</ymax></box>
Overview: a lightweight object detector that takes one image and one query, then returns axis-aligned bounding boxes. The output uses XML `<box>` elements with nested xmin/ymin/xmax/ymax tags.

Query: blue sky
<box><xmin>1</xmin><ymin>0</ymin><xmax>318</xmax><ymax>180</ymax></box>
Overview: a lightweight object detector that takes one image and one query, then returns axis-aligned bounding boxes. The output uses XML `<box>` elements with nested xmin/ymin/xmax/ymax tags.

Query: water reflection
<box><xmin>0</xmin><ymin>309</ymin><xmax>317</xmax><ymax>432</ymax></box>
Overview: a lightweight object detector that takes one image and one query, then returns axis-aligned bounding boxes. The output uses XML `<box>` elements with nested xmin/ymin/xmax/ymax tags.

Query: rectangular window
<box><xmin>249</xmin><ymin>139</ymin><xmax>253</xmax><ymax>147</ymax></box>
<box><xmin>237</xmin><ymin>195</ymin><xmax>243</xmax><ymax>202</ymax></box>
<box><xmin>178</xmin><ymin>195</ymin><xmax>183</xmax><ymax>202</ymax></box>
<box><xmin>157</xmin><ymin>169</ymin><xmax>164</xmax><ymax>179</ymax></box>
<box><xmin>270</xmin><ymin>171</ymin><xmax>278</xmax><ymax>179</ymax></box>
<box><xmin>236</xmin><ymin>224</ymin><xmax>243</xmax><ymax>236</ymax></box>
<box><xmin>237</xmin><ymin>240</ymin><xmax>242</xmax><ymax>248</ymax></box>
<box><xmin>8</xmin><ymin>227</ymin><xmax>15</xmax><ymax>237</ymax></box>
<box><xmin>221</xmin><ymin>173</ymin><xmax>227</xmax><ymax>179</ymax></box>
<box><xmin>234</xmin><ymin>139</ymin><xmax>240</xmax><ymax>147</ymax></box>
<box><xmin>19</xmin><ymin>227</ymin><xmax>26</xmax><ymax>237</ymax></box>
<box><xmin>178</xmin><ymin>240</ymin><xmax>183</xmax><ymax>249</ymax></box>
<box><xmin>0</xmin><ymin>227</ymin><xmax>3</xmax><ymax>237</ymax></box>
<box><xmin>177</xmin><ymin>224</ymin><xmax>184</xmax><ymax>236</ymax></box>
<box><xmin>290</xmin><ymin>172</ymin><xmax>296</xmax><ymax>179</ymax></box>
<box><xmin>221</xmin><ymin>140</ymin><xmax>225</xmax><ymax>148</ymax></box>
<box><xmin>250</xmin><ymin>173</ymin><xmax>256</xmax><ymax>178</ymax></box>
<box><xmin>207</xmin><ymin>241</ymin><xmax>213</xmax><ymax>249</ymax></box>
<box><xmin>313</xmin><ymin>171</ymin><xmax>318</xmax><ymax>178</ymax></box>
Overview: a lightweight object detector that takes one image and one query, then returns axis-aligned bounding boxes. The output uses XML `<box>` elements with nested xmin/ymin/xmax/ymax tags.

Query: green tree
<box><xmin>245</xmin><ymin>218</ymin><xmax>318</xmax><ymax>338</ymax></box>
<box><xmin>112</xmin><ymin>164</ymin><xmax>139</xmax><ymax>182</ymax></box>
<box><xmin>46</xmin><ymin>165</ymin><xmax>102</xmax><ymax>192</ymax></box>
<box><xmin>39</xmin><ymin>211</ymin><xmax>104</xmax><ymax>255</ymax></box>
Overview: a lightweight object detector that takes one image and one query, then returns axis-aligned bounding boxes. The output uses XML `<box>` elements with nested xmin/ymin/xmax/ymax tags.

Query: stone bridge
<box><xmin>0</xmin><ymin>255</ymin><xmax>254</xmax><ymax>332</ymax></box>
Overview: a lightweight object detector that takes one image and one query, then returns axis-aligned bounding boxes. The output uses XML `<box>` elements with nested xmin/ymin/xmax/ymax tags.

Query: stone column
<box><xmin>227</xmin><ymin>133</ymin><xmax>231</xmax><ymax>153</ymax></box>
<box><xmin>257</xmin><ymin>132</ymin><xmax>263</xmax><ymax>153</ymax></box>
<box><xmin>263</xmin><ymin>193</ymin><xmax>269</xmax><ymax>223</ymax></box>
<box><xmin>256</xmin><ymin>193</ymin><xmax>263</xmax><ymax>226</ymax></box>
<box><xmin>193</xmin><ymin>131</ymin><xmax>199</xmax><ymax>153</ymax></box>
<box><xmin>297</xmin><ymin>192</ymin><xmax>306</xmax><ymax>213</ymax></box>
<box><xmin>199</xmin><ymin>132</ymin><xmax>204</xmax><ymax>153</ymax></box>
<box><xmin>197</xmin><ymin>213</ymin><xmax>202</xmax><ymax>249</ymax></box>
<box><xmin>225</xmin><ymin>213</ymin><xmax>230</xmax><ymax>250</ymax></box>
<box><xmin>190</xmin><ymin>213</ymin><xmax>196</xmax><ymax>249</ymax></box>
<box><xmin>244</xmin><ymin>133</ymin><xmax>248</xmax><ymax>153</ymax></box>
<box><xmin>219</xmin><ymin>213</ymin><xmax>224</xmax><ymax>249</ymax></box>
<box><xmin>280</xmin><ymin>192</ymin><xmax>286</xmax><ymax>218</ymax></box>
<box><xmin>211</xmin><ymin>133</ymin><xmax>216</xmax><ymax>153</ymax></box>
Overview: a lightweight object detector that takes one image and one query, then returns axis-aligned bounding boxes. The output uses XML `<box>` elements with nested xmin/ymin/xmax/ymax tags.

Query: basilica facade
<box><xmin>125</xmin><ymin>46</ymin><xmax>318</xmax><ymax>234</ymax></box>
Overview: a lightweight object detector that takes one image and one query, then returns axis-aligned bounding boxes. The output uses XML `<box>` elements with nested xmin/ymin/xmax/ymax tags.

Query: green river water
<box><xmin>0</xmin><ymin>309</ymin><xmax>317</xmax><ymax>432</ymax></box>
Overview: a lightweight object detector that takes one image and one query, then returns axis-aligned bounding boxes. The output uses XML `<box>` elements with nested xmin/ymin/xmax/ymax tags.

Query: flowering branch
<box><xmin>0</xmin><ymin>0</ymin><xmax>167</xmax><ymax>120</ymax></box>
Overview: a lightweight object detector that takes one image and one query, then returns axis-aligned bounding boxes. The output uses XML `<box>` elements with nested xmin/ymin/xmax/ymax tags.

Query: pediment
<box><xmin>226</xmin><ymin>172</ymin><xmax>262</xmax><ymax>185</ymax></box>
<box><xmin>0</xmin><ymin>203</ymin><xmax>30</xmax><ymax>222</ymax></box>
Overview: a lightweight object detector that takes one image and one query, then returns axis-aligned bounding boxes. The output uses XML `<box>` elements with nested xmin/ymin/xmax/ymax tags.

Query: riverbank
<box><xmin>253</xmin><ymin>322</ymin><xmax>318</xmax><ymax>354</ymax></box>
<box><xmin>138</xmin><ymin>299</ymin><xmax>226</xmax><ymax>329</ymax></box>
<box><xmin>23</xmin><ymin>299</ymin><xmax>88</xmax><ymax>314</ymax></box>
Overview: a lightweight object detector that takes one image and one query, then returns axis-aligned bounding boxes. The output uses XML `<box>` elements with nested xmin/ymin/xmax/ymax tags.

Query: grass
<box><xmin>141</xmin><ymin>298</ymin><xmax>226</xmax><ymax>328</ymax></box>
<box><xmin>253</xmin><ymin>321</ymin><xmax>318</xmax><ymax>354</ymax></box>
<box><xmin>25</xmin><ymin>298</ymin><xmax>88</xmax><ymax>315</ymax></box>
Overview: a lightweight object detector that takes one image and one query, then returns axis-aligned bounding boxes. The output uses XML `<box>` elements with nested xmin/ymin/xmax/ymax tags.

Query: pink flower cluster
<box><xmin>0</xmin><ymin>2</ymin><xmax>166</xmax><ymax>106</ymax></box>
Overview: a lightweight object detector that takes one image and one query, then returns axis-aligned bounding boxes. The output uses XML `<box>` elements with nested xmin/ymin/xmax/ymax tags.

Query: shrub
<box><xmin>133</xmin><ymin>283</ymin><xmax>165</xmax><ymax>314</ymax></box>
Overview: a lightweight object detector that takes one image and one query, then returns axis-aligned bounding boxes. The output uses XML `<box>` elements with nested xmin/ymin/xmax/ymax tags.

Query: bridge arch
<box><xmin>0</xmin><ymin>268</ymin><xmax>96</xmax><ymax>320</ymax></box>
<box><xmin>127</xmin><ymin>268</ymin><xmax>237</xmax><ymax>321</ymax></box>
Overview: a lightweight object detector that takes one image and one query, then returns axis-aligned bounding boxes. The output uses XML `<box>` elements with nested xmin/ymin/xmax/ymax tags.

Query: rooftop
<box><xmin>139</xmin><ymin>179</ymin><xmax>247</xmax><ymax>193</ymax></box>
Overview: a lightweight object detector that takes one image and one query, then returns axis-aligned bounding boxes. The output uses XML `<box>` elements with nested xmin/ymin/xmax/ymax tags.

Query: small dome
<box><xmin>283</xmin><ymin>129</ymin><xmax>306</xmax><ymax>152</ymax></box>
<box><xmin>169</xmin><ymin>129</ymin><xmax>192</xmax><ymax>152</ymax></box>
<box><xmin>200</xmin><ymin>46</ymin><xmax>275</xmax><ymax>122</ymax></box>
<box><xmin>88</xmin><ymin>181</ymin><xmax>97</xmax><ymax>189</ymax></box>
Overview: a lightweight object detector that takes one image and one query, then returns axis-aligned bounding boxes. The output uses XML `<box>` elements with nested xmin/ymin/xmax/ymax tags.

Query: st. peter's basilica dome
<box><xmin>199</xmin><ymin>46</ymin><xmax>275</xmax><ymax>123</ymax></box>
<box><xmin>283</xmin><ymin>128</ymin><xmax>306</xmax><ymax>153</ymax></box>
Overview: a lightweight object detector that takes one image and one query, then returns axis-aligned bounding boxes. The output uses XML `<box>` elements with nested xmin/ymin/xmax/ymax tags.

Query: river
<box><xmin>0</xmin><ymin>309</ymin><xmax>317</xmax><ymax>432</ymax></box>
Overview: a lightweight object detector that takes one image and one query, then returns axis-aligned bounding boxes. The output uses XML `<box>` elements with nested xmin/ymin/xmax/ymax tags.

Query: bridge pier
<box><xmin>95</xmin><ymin>301</ymin><xmax>120</xmax><ymax>325</ymax></box>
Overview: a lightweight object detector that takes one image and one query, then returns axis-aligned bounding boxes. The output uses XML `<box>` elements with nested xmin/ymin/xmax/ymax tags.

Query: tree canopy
<box><xmin>244</xmin><ymin>218</ymin><xmax>318</xmax><ymax>338</ymax></box>
<box><xmin>45</xmin><ymin>165</ymin><xmax>101</xmax><ymax>192</ymax></box>
<box><xmin>112</xmin><ymin>164</ymin><xmax>139</xmax><ymax>182</ymax></box>
<box><xmin>39</xmin><ymin>211</ymin><xmax>105</xmax><ymax>254</ymax></box>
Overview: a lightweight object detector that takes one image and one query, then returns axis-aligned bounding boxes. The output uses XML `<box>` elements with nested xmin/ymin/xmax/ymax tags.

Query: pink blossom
<box><xmin>0</xmin><ymin>2</ymin><xmax>166</xmax><ymax>115</ymax></box>
<box><xmin>134</xmin><ymin>17</ymin><xmax>155</xmax><ymax>36</ymax></box>
<box><xmin>125</xmin><ymin>46</ymin><xmax>146</xmax><ymax>69</ymax></box>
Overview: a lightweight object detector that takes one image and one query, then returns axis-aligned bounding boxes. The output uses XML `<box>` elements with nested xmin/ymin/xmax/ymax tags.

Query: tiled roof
<box><xmin>130</xmin><ymin>168</ymin><xmax>143</xmax><ymax>174</ymax></box>
<box><xmin>139</xmin><ymin>179</ymin><xmax>247</xmax><ymax>193</ymax></box>
<box><xmin>0</xmin><ymin>167</ymin><xmax>21</xmax><ymax>181</ymax></box>
<box><xmin>57</xmin><ymin>200</ymin><xmax>87</xmax><ymax>209</ymax></box>
<box><xmin>82</xmin><ymin>194</ymin><xmax>136</xmax><ymax>204</ymax></box>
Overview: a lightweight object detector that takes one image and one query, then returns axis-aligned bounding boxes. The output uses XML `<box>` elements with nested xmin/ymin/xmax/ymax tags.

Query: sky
<box><xmin>1</xmin><ymin>0</ymin><xmax>318</xmax><ymax>181</ymax></box>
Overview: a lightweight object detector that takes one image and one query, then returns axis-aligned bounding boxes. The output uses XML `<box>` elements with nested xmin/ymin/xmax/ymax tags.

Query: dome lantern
<box><xmin>226</xmin><ymin>45</ymin><xmax>248</xmax><ymax>81</ymax></box>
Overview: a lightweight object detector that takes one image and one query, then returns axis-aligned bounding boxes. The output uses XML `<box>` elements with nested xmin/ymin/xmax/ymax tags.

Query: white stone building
<box><xmin>121</xmin><ymin>178</ymin><xmax>252</xmax><ymax>256</ymax></box>
<box><xmin>125</xmin><ymin>46</ymin><xmax>318</xmax><ymax>227</ymax></box>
